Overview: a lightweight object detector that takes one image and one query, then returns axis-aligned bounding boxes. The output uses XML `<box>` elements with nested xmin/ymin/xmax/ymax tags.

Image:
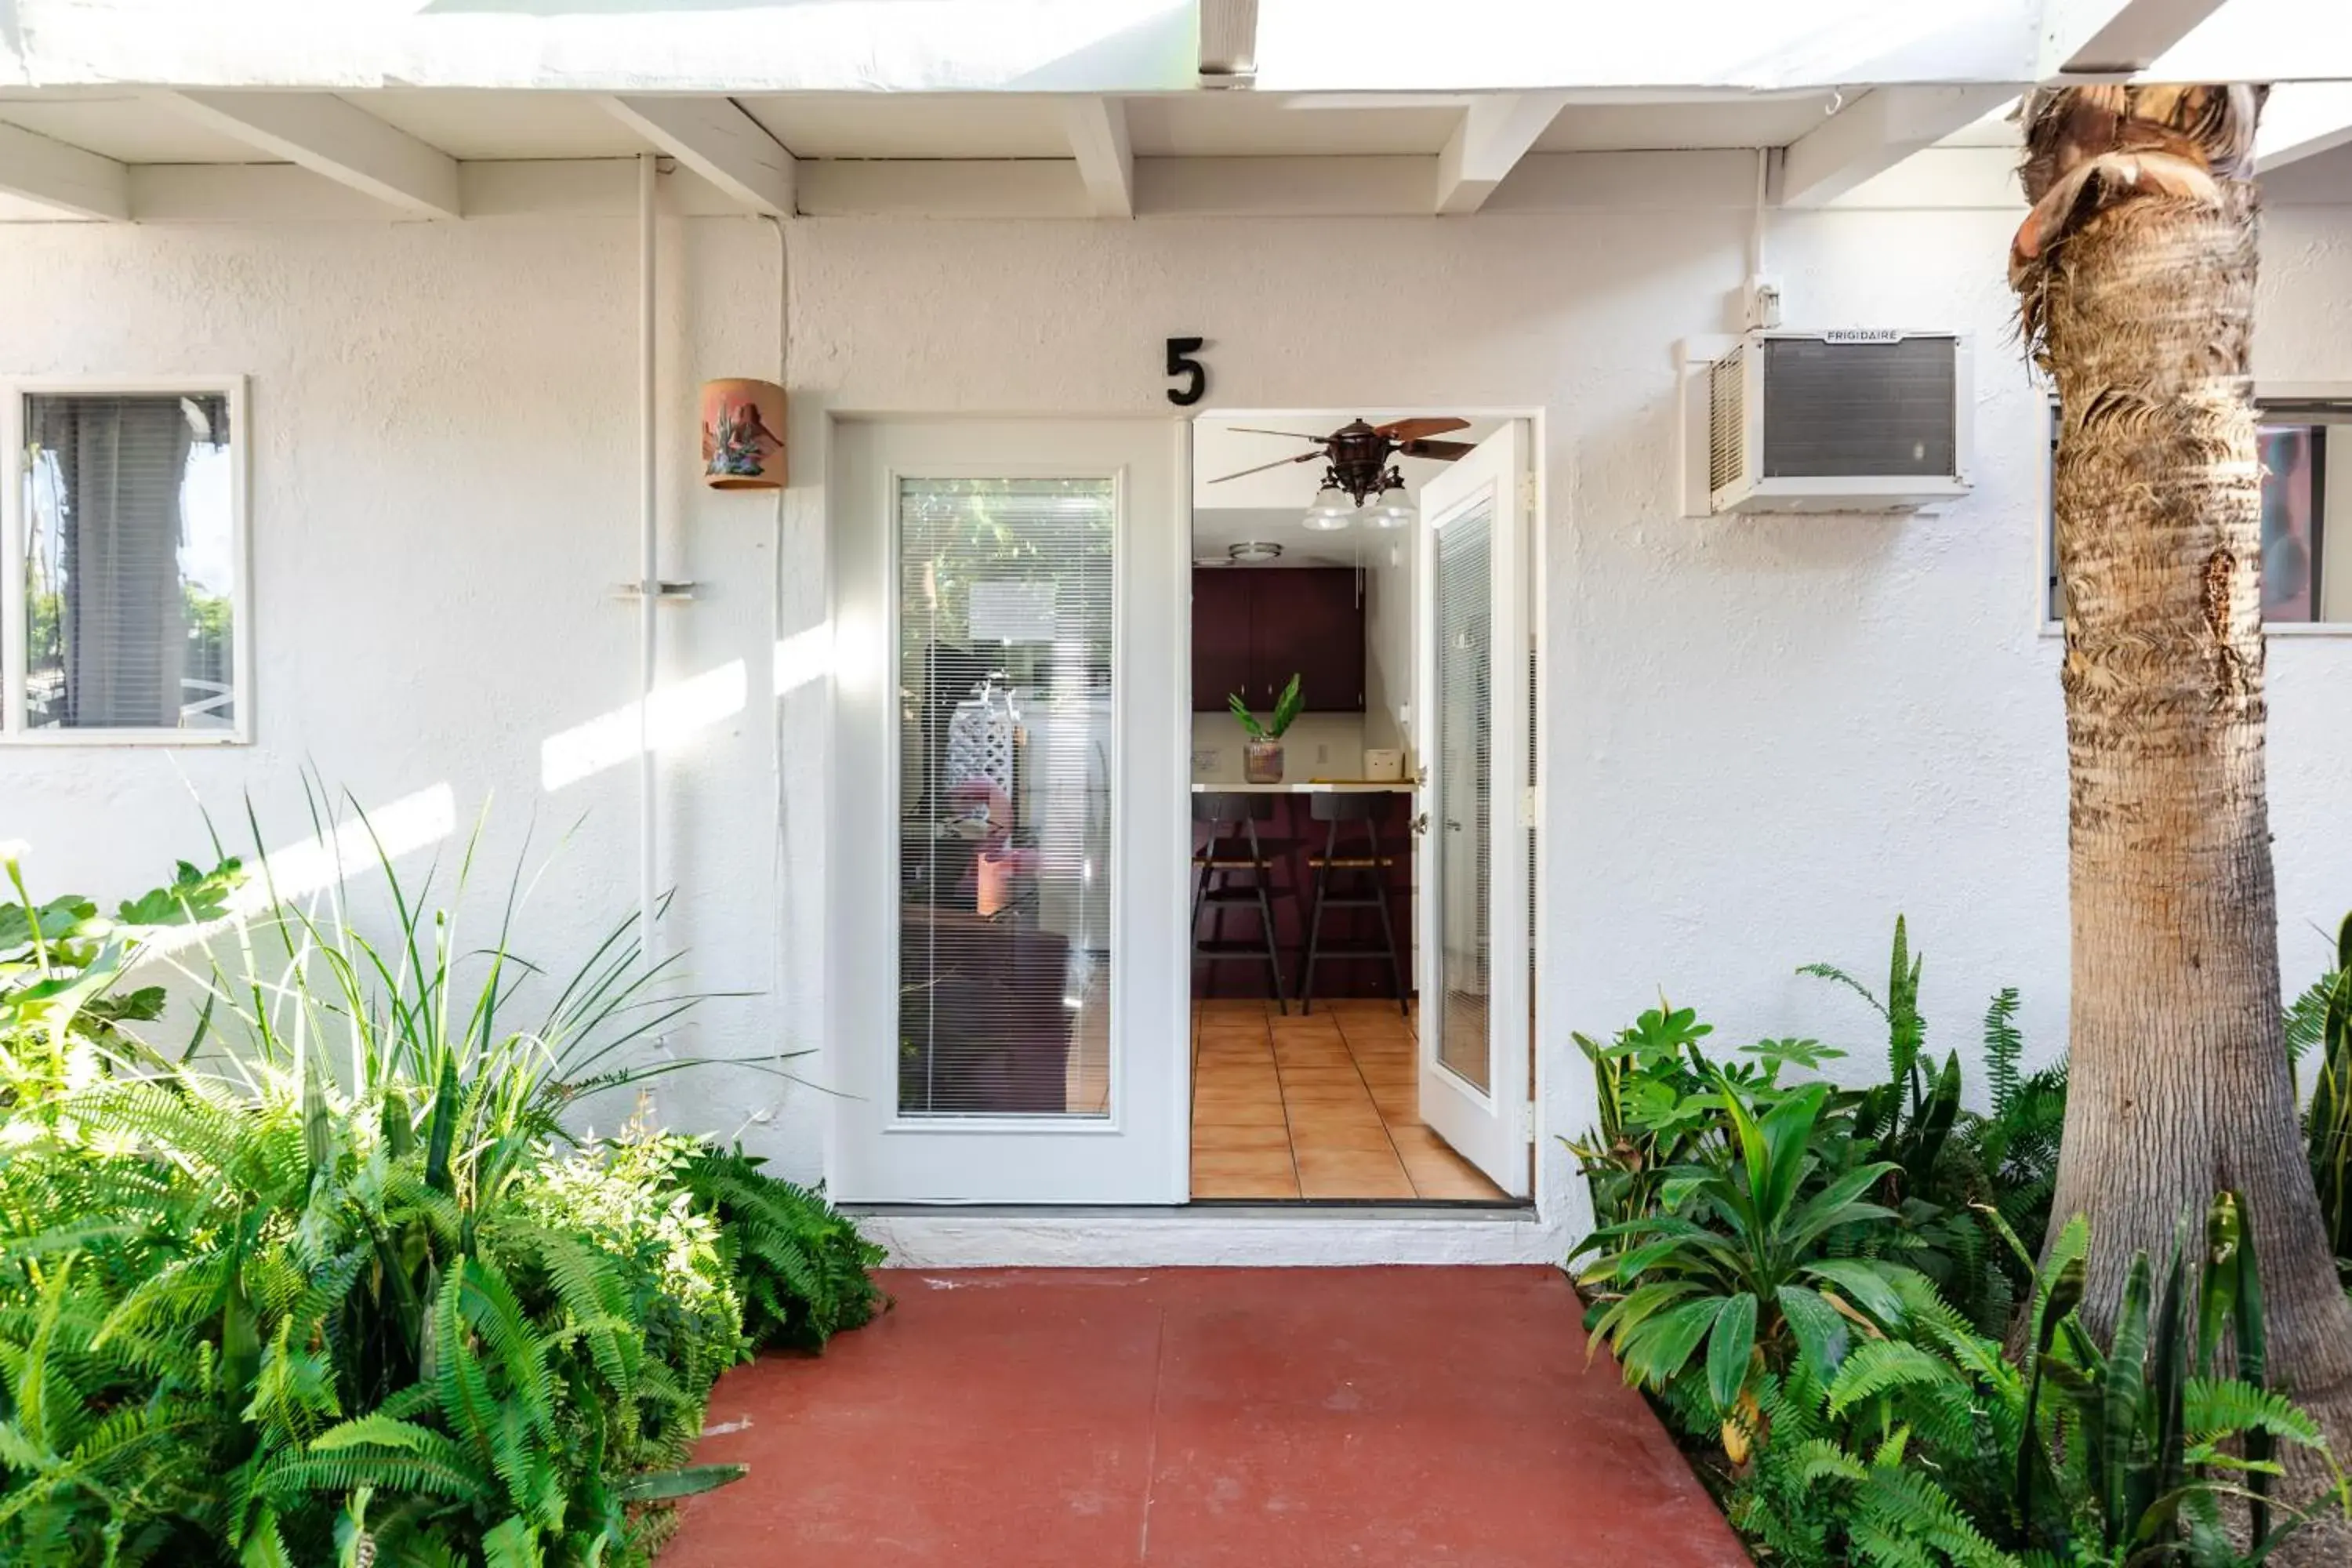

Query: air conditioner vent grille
<box><xmin>1708</xmin><ymin>347</ymin><xmax>1745</xmax><ymax>494</ymax></box>
<box><xmin>1759</xmin><ymin>336</ymin><xmax>1957</xmax><ymax>477</ymax></box>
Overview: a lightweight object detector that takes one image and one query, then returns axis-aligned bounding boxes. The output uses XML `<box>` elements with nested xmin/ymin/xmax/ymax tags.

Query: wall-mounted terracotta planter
<box><xmin>700</xmin><ymin>377</ymin><xmax>787</xmax><ymax>489</ymax></box>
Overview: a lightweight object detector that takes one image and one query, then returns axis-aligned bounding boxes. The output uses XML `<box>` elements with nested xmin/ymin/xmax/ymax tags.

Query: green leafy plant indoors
<box><xmin>1228</xmin><ymin>672</ymin><xmax>1303</xmax><ymax>742</ymax></box>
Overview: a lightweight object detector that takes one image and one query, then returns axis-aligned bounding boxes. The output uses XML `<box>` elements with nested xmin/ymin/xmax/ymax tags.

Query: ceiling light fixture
<box><xmin>1227</xmin><ymin>540</ymin><xmax>1283</xmax><ymax>562</ymax></box>
<box><xmin>1301</xmin><ymin>485</ymin><xmax>1355</xmax><ymax>532</ymax></box>
<box><xmin>1363</xmin><ymin>471</ymin><xmax>1414</xmax><ymax>529</ymax></box>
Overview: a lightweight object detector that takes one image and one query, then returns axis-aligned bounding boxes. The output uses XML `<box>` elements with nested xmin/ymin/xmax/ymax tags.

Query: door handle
<box><xmin>1444</xmin><ymin>819</ymin><xmax>1464</xmax><ymax>831</ymax></box>
<box><xmin>1409</xmin><ymin>812</ymin><xmax>1431</xmax><ymax>837</ymax></box>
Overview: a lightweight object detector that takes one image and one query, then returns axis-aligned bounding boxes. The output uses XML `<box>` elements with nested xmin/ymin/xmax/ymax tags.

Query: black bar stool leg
<box><xmin>1248</xmin><ymin>819</ymin><xmax>1288</xmax><ymax>1014</ymax></box>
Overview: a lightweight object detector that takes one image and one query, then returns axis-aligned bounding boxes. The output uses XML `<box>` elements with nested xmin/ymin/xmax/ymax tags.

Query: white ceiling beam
<box><xmin>2038</xmin><ymin>0</ymin><xmax>2229</xmax><ymax>76</ymax></box>
<box><xmin>1197</xmin><ymin>0</ymin><xmax>1258</xmax><ymax>86</ymax></box>
<box><xmin>1062</xmin><ymin>96</ymin><xmax>1134</xmax><ymax>217</ymax></box>
<box><xmin>1436</xmin><ymin>93</ymin><xmax>1570</xmax><ymax>216</ymax></box>
<box><xmin>161</xmin><ymin>90</ymin><xmax>460</xmax><ymax>217</ymax></box>
<box><xmin>601</xmin><ymin>95</ymin><xmax>795</xmax><ymax>217</ymax></box>
<box><xmin>1780</xmin><ymin>85</ymin><xmax>2016</xmax><ymax>209</ymax></box>
<box><xmin>0</xmin><ymin>122</ymin><xmax>128</xmax><ymax>220</ymax></box>
<box><xmin>2256</xmin><ymin>82</ymin><xmax>2352</xmax><ymax>174</ymax></box>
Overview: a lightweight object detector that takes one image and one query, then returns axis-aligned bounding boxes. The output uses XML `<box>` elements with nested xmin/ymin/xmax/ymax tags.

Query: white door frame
<box><xmin>825</xmin><ymin>416</ymin><xmax>1191</xmax><ymax>1204</ymax></box>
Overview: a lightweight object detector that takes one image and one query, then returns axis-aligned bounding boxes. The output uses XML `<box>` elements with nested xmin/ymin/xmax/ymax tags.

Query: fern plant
<box><xmin>0</xmin><ymin>826</ymin><xmax>881</xmax><ymax>1568</ymax></box>
<box><xmin>683</xmin><ymin>1145</ymin><xmax>885</xmax><ymax>1350</ymax></box>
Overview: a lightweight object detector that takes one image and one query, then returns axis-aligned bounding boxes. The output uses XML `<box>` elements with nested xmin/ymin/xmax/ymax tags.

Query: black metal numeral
<box><xmin>1165</xmin><ymin>336</ymin><xmax>1207</xmax><ymax>407</ymax></box>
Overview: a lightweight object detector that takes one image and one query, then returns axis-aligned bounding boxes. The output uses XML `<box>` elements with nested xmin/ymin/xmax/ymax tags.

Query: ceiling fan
<box><xmin>1207</xmin><ymin>416</ymin><xmax>1476</xmax><ymax>512</ymax></box>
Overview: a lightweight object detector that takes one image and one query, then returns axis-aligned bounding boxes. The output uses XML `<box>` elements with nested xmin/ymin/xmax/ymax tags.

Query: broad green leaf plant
<box><xmin>1228</xmin><ymin>672</ymin><xmax>1303</xmax><ymax>742</ymax></box>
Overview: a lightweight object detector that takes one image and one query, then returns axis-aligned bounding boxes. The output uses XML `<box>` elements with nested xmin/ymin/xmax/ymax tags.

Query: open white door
<box><xmin>1414</xmin><ymin>422</ymin><xmax>1533</xmax><ymax>1198</ymax></box>
<box><xmin>829</xmin><ymin>419</ymin><xmax>1190</xmax><ymax>1203</ymax></box>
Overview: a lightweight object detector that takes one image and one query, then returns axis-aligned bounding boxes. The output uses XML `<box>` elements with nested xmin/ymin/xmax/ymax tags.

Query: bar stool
<box><xmin>1191</xmin><ymin>792</ymin><xmax>1290</xmax><ymax>1014</ymax></box>
<box><xmin>1297</xmin><ymin>793</ymin><xmax>1407</xmax><ymax>1016</ymax></box>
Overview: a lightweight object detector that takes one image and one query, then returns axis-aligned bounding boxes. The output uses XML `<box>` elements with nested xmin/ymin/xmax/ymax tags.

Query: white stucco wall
<box><xmin>4</xmin><ymin>193</ymin><xmax>2350</xmax><ymax>1247</ymax></box>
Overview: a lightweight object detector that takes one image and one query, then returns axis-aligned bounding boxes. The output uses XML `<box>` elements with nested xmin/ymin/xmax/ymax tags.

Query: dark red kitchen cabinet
<box><xmin>1192</xmin><ymin>568</ymin><xmax>1366</xmax><ymax>713</ymax></box>
<box><xmin>1191</xmin><ymin>569</ymin><xmax>1254</xmax><ymax>713</ymax></box>
<box><xmin>1280</xmin><ymin>569</ymin><xmax>1367</xmax><ymax>713</ymax></box>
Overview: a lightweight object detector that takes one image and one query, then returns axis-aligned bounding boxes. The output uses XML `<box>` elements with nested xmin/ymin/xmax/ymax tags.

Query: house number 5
<box><xmin>1165</xmin><ymin>336</ymin><xmax>1207</xmax><ymax>407</ymax></box>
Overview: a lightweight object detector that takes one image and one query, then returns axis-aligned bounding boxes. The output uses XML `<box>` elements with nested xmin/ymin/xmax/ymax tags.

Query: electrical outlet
<box><xmin>1316</xmin><ymin>743</ymin><xmax>1329</xmax><ymax>764</ymax></box>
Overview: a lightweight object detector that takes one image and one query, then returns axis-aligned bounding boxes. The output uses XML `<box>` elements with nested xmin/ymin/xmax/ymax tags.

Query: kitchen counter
<box><xmin>1190</xmin><ymin>781</ymin><xmax>1414</xmax><ymax>793</ymax></box>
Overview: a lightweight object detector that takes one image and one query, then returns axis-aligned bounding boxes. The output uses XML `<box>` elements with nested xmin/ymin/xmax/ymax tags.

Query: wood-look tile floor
<box><xmin>1191</xmin><ymin>998</ymin><xmax>1511</xmax><ymax>1202</ymax></box>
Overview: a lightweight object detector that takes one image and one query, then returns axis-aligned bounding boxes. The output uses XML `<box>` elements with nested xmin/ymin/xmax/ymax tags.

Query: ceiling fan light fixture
<box><xmin>1364</xmin><ymin>472</ymin><xmax>1414</xmax><ymax>529</ymax></box>
<box><xmin>1301</xmin><ymin>485</ymin><xmax>1355</xmax><ymax>532</ymax></box>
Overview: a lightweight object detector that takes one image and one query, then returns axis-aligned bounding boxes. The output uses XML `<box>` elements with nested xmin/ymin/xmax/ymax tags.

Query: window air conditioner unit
<box><xmin>1688</xmin><ymin>329</ymin><xmax>1973</xmax><ymax>514</ymax></box>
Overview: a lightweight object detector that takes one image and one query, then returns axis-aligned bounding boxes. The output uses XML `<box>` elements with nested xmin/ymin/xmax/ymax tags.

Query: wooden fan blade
<box><xmin>1396</xmin><ymin>438</ymin><xmax>1475</xmax><ymax>461</ymax></box>
<box><xmin>1229</xmin><ymin>427</ymin><xmax>1334</xmax><ymax>441</ymax></box>
<box><xmin>1374</xmin><ymin>416</ymin><xmax>1472</xmax><ymax>441</ymax></box>
<box><xmin>1207</xmin><ymin>451</ymin><xmax>1323</xmax><ymax>484</ymax></box>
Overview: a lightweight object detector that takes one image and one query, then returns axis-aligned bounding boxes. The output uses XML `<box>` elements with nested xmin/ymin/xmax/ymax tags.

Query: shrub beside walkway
<box><xmin>665</xmin><ymin>1265</ymin><xmax>1748</xmax><ymax>1566</ymax></box>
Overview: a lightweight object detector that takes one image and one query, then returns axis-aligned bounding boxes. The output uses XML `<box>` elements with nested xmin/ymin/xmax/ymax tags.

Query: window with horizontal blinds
<box><xmin>21</xmin><ymin>392</ymin><xmax>237</xmax><ymax>731</ymax></box>
<box><xmin>895</xmin><ymin>476</ymin><xmax>1116</xmax><ymax>1118</ymax></box>
<box><xmin>1433</xmin><ymin>495</ymin><xmax>1494</xmax><ymax>1094</ymax></box>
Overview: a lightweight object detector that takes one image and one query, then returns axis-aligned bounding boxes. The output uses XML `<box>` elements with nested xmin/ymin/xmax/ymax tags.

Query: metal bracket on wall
<box><xmin>612</xmin><ymin>580</ymin><xmax>699</xmax><ymax>601</ymax></box>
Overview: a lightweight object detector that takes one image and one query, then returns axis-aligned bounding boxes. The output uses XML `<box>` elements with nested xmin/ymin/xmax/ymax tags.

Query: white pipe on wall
<box><xmin>636</xmin><ymin>152</ymin><xmax>659</xmax><ymax>975</ymax></box>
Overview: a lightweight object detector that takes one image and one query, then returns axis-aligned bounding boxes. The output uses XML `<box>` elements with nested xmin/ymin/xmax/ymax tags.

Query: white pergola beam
<box><xmin>1780</xmin><ymin>85</ymin><xmax>2016</xmax><ymax>209</ymax></box>
<box><xmin>2039</xmin><ymin>0</ymin><xmax>2229</xmax><ymax>76</ymax></box>
<box><xmin>0</xmin><ymin>122</ymin><xmax>128</xmax><ymax>220</ymax></box>
<box><xmin>162</xmin><ymin>90</ymin><xmax>460</xmax><ymax>218</ymax></box>
<box><xmin>1436</xmin><ymin>93</ymin><xmax>1569</xmax><ymax>216</ymax></box>
<box><xmin>2256</xmin><ymin>82</ymin><xmax>2352</xmax><ymax>174</ymax></box>
<box><xmin>1063</xmin><ymin>96</ymin><xmax>1134</xmax><ymax>217</ymax></box>
<box><xmin>601</xmin><ymin>95</ymin><xmax>795</xmax><ymax>217</ymax></box>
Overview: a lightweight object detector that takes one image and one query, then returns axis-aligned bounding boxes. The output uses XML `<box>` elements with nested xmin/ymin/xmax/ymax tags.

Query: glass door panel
<box><xmin>896</xmin><ymin>477</ymin><xmax>1114</xmax><ymax>1118</ymax></box>
<box><xmin>1432</xmin><ymin>497</ymin><xmax>1494</xmax><ymax>1094</ymax></box>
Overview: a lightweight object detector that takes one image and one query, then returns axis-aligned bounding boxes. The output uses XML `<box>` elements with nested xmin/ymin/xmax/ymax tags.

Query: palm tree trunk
<box><xmin>2018</xmin><ymin>90</ymin><xmax>2352</xmax><ymax>1474</ymax></box>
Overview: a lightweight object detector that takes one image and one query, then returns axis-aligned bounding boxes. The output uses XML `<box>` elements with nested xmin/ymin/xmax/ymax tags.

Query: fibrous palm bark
<box><xmin>2011</xmin><ymin>83</ymin><xmax>2352</xmax><ymax>1486</ymax></box>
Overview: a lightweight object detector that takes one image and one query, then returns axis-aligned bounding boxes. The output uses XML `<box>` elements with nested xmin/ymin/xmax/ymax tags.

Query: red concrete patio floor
<box><xmin>662</xmin><ymin>1265</ymin><xmax>1749</xmax><ymax>1566</ymax></box>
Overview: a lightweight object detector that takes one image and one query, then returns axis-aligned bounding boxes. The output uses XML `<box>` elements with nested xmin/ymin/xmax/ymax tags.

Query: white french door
<box><xmin>828</xmin><ymin>419</ymin><xmax>1190</xmax><ymax>1203</ymax></box>
<box><xmin>1414</xmin><ymin>423</ymin><xmax>1534</xmax><ymax>1199</ymax></box>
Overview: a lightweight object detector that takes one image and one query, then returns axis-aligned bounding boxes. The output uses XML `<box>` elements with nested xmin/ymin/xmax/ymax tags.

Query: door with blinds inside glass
<box><xmin>829</xmin><ymin>420</ymin><xmax>1189</xmax><ymax>1203</ymax></box>
<box><xmin>1414</xmin><ymin>423</ymin><xmax>1534</xmax><ymax>1198</ymax></box>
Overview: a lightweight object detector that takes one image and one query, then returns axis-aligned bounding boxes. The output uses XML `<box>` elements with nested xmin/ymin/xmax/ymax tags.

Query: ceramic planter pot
<box><xmin>1243</xmin><ymin>739</ymin><xmax>1285</xmax><ymax>785</ymax></box>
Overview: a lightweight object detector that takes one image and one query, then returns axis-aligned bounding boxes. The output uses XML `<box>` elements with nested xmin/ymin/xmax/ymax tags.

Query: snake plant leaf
<box><xmin>615</xmin><ymin>1464</ymin><xmax>750</xmax><ymax>1502</ymax></box>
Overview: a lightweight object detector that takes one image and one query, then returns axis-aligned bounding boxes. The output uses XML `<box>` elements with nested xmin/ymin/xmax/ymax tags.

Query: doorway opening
<box><xmin>1186</xmin><ymin>411</ymin><xmax>1538</xmax><ymax>1204</ymax></box>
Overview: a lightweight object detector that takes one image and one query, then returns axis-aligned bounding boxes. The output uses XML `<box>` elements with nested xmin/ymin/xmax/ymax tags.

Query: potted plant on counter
<box><xmin>1230</xmin><ymin>673</ymin><xmax>1303</xmax><ymax>784</ymax></box>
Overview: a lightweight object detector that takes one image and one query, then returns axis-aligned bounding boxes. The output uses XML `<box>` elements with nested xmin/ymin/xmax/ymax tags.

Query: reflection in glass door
<box><xmin>896</xmin><ymin>477</ymin><xmax>1115</xmax><ymax>1118</ymax></box>
<box><xmin>1432</xmin><ymin>499</ymin><xmax>1494</xmax><ymax>1094</ymax></box>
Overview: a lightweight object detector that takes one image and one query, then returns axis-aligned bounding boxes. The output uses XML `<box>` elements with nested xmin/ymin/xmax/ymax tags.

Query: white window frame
<box><xmin>2039</xmin><ymin>381</ymin><xmax>2352</xmax><ymax>639</ymax></box>
<box><xmin>1</xmin><ymin>375</ymin><xmax>252</xmax><ymax>745</ymax></box>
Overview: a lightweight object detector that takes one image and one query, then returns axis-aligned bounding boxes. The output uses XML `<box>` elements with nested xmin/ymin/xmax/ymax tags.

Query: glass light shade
<box><xmin>1301</xmin><ymin>486</ymin><xmax>1356</xmax><ymax>532</ymax></box>
<box><xmin>1363</xmin><ymin>481</ymin><xmax>1415</xmax><ymax>529</ymax></box>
